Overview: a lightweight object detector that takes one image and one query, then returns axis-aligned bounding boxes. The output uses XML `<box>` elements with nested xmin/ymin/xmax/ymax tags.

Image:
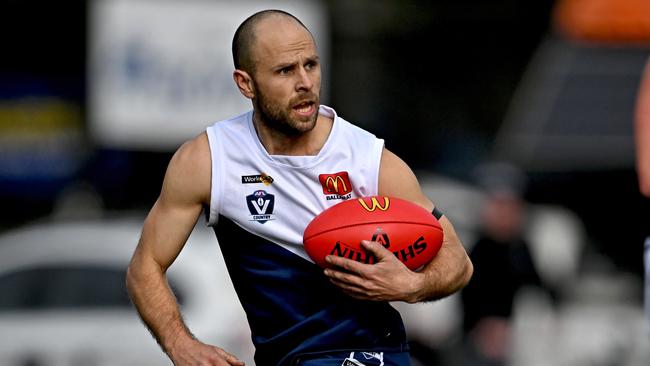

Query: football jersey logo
<box><xmin>319</xmin><ymin>171</ymin><xmax>352</xmax><ymax>200</ymax></box>
<box><xmin>246</xmin><ymin>190</ymin><xmax>275</xmax><ymax>224</ymax></box>
<box><xmin>241</xmin><ymin>173</ymin><xmax>274</xmax><ymax>186</ymax></box>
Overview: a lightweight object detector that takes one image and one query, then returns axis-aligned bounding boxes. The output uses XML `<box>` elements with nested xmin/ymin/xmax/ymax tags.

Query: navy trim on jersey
<box><xmin>214</xmin><ymin>216</ymin><xmax>408</xmax><ymax>366</ymax></box>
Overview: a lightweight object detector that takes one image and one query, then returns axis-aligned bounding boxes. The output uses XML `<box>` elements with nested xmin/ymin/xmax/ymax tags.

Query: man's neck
<box><xmin>252</xmin><ymin>113</ymin><xmax>333</xmax><ymax>156</ymax></box>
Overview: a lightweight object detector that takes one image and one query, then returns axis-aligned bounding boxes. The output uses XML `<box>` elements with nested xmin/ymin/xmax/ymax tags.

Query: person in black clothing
<box><xmin>460</xmin><ymin>163</ymin><xmax>542</xmax><ymax>366</ymax></box>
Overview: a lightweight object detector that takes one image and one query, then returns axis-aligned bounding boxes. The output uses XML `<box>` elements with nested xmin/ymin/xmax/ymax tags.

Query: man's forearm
<box><xmin>410</xmin><ymin>218</ymin><xmax>473</xmax><ymax>303</ymax></box>
<box><xmin>126</xmin><ymin>259</ymin><xmax>194</xmax><ymax>355</ymax></box>
<box><xmin>411</xmin><ymin>242</ymin><xmax>473</xmax><ymax>302</ymax></box>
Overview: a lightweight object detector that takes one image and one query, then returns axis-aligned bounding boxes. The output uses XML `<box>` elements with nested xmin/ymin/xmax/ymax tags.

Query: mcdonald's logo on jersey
<box><xmin>358</xmin><ymin>196</ymin><xmax>390</xmax><ymax>212</ymax></box>
<box><xmin>319</xmin><ymin>171</ymin><xmax>353</xmax><ymax>200</ymax></box>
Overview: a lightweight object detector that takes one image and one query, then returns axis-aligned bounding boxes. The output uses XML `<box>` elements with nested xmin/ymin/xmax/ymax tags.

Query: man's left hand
<box><xmin>324</xmin><ymin>240</ymin><xmax>423</xmax><ymax>302</ymax></box>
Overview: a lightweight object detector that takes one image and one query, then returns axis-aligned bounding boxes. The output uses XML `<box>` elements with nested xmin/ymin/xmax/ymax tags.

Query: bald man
<box><xmin>126</xmin><ymin>10</ymin><xmax>472</xmax><ymax>366</ymax></box>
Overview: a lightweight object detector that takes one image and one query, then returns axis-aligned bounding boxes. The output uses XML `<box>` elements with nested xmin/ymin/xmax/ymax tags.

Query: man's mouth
<box><xmin>293</xmin><ymin>101</ymin><xmax>316</xmax><ymax>116</ymax></box>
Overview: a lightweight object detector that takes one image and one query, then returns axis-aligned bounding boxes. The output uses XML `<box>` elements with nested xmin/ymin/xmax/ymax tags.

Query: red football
<box><xmin>303</xmin><ymin>196</ymin><xmax>444</xmax><ymax>271</ymax></box>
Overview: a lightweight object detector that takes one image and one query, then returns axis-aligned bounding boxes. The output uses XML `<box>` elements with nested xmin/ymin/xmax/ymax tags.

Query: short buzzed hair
<box><xmin>232</xmin><ymin>9</ymin><xmax>311</xmax><ymax>73</ymax></box>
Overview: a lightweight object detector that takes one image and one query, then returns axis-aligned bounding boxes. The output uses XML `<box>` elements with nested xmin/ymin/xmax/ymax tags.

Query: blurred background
<box><xmin>1</xmin><ymin>0</ymin><xmax>649</xmax><ymax>365</ymax></box>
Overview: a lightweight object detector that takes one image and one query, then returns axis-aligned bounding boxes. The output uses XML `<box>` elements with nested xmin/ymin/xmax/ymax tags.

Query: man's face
<box><xmin>249</xmin><ymin>17</ymin><xmax>321</xmax><ymax>135</ymax></box>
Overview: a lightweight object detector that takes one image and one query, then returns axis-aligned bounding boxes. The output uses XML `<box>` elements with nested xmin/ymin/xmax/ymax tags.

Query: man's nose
<box><xmin>296</xmin><ymin>66</ymin><xmax>313</xmax><ymax>92</ymax></box>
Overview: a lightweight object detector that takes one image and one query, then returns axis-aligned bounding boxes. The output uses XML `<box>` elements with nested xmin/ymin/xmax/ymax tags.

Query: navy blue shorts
<box><xmin>295</xmin><ymin>351</ymin><xmax>411</xmax><ymax>366</ymax></box>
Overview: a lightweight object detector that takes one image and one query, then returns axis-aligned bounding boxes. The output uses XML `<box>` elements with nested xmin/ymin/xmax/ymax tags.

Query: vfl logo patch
<box><xmin>246</xmin><ymin>190</ymin><xmax>275</xmax><ymax>224</ymax></box>
<box><xmin>358</xmin><ymin>196</ymin><xmax>390</xmax><ymax>212</ymax></box>
<box><xmin>319</xmin><ymin>171</ymin><xmax>352</xmax><ymax>200</ymax></box>
<box><xmin>241</xmin><ymin>173</ymin><xmax>274</xmax><ymax>186</ymax></box>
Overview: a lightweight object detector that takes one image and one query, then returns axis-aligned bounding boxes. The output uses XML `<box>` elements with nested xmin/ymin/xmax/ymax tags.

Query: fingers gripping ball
<box><xmin>303</xmin><ymin>196</ymin><xmax>444</xmax><ymax>270</ymax></box>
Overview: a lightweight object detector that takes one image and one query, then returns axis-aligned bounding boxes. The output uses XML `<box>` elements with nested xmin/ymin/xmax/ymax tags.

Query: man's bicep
<box><xmin>135</xmin><ymin>135</ymin><xmax>211</xmax><ymax>270</ymax></box>
<box><xmin>138</xmin><ymin>199</ymin><xmax>202</xmax><ymax>270</ymax></box>
<box><xmin>378</xmin><ymin>148</ymin><xmax>463</xmax><ymax>244</ymax></box>
<box><xmin>377</xmin><ymin>148</ymin><xmax>433</xmax><ymax>211</ymax></box>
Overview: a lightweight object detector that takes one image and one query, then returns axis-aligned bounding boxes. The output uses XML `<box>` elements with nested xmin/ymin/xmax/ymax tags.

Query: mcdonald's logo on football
<box><xmin>319</xmin><ymin>172</ymin><xmax>353</xmax><ymax>196</ymax></box>
<box><xmin>358</xmin><ymin>196</ymin><xmax>390</xmax><ymax>212</ymax></box>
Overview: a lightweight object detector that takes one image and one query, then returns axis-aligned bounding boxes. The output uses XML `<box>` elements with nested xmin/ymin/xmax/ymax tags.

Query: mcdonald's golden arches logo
<box><xmin>358</xmin><ymin>196</ymin><xmax>390</xmax><ymax>212</ymax></box>
<box><xmin>319</xmin><ymin>172</ymin><xmax>353</xmax><ymax>196</ymax></box>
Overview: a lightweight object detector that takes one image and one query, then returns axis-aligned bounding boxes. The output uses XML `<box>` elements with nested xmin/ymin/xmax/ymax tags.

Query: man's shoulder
<box><xmin>150</xmin><ymin>132</ymin><xmax>211</xmax><ymax>205</ymax></box>
<box><xmin>172</xmin><ymin>132</ymin><xmax>211</xmax><ymax>173</ymax></box>
<box><xmin>328</xmin><ymin>116</ymin><xmax>377</xmax><ymax>144</ymax></box>
<box><xmin>184</xmin><ymin>131</ymin><xmax>210</xmax><ymax>149</ymax></box>
<box><xmin>324</xmin><ymin>106</ymin><xmax>378</xmax><ymax>141</ymax></box>
<box><xmin>207</xmin><ymin>110</ymin><xmax>252</xmax><ymax>131</ymax></box>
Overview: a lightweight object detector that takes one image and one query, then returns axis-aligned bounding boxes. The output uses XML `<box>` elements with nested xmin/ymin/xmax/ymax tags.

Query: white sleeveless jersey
<box><xmin>204</xmin><ymin>105</ymin><xmax>408</xmax><ymax>366</ymax></box>
<box><xmin>206</xmin><ymin>105</ymin><xmax>383</xmax><ymax>261</ymax></box>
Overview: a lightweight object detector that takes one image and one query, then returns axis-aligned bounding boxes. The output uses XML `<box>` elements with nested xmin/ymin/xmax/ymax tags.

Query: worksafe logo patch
<box><xmin>246</xmin><ymin>190</ymin><xmax>275</xmax><ymax>224</ymax></box>
<box><xmin>241</xmin><ymin>173</ymin><xmax>274</xmax><ymax>186</ymax></box>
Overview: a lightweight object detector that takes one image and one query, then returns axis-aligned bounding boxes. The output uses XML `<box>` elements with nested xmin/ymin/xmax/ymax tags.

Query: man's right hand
<box><xmin>169</xmin><ymin>337</ymin><xmax>245</xmax><ymax>366</ymax></box>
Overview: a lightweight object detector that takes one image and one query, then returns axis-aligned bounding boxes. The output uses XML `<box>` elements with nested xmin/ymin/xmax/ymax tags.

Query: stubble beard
<box><xmin>253</xmin><ymin>90</ymin><xmax>320</xmax><ymax>137</ymax></box>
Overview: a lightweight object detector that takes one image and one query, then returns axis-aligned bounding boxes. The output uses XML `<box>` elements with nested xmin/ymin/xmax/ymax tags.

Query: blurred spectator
<box><xmin>635</xmin><ymin>57</ymin><xmax>650</xmax><ymax>330</ymax></box>
<box><xmin>460</xmin><ymin>162</ymin><xmax>543</xmax><ymax>366</ymax></box>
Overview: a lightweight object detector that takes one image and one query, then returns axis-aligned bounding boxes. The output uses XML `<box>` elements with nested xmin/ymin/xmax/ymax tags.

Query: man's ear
<box><xmin>233</xmin><ymin>69</ymin><xmax>255</xmax><ymax>99</ymax></box>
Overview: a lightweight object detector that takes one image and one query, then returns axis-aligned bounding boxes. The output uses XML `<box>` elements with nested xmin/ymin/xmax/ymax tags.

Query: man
<box><xmin>126</xmin><ymin>9</ymin><xmax>472</xmax><ymax>366</ymax></box>
<box><xmin>638</xmin><ymin>58</ymin><xmax>650</xmax><ymax>199</ymax></box>
<box><xmin>636</xmin><ymin>56</ymin><xmax>650</xmax><ymax>331</ymax></box>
